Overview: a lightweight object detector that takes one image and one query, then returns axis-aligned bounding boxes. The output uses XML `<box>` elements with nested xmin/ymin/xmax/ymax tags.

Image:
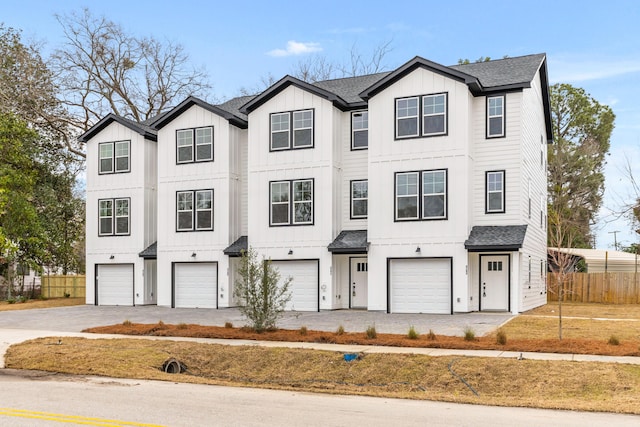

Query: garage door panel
<box><xmin>97</xmin><ymin>264</ymin><xmax>134</xmax><ymax>306</ymax></box>
<box><xmin>390</xmin><ymin>258</ymin><xmax>451</xmax><ymax>314</ymax></box>
<box><xmin>271</xmin><ymin>260</ymin><xmax>318</xmax><ymax>312</ymax></box>
<box><xmin>174</xmin><ymin>263</ymin><xmax>217</xmax><ymax>308</ymax></box>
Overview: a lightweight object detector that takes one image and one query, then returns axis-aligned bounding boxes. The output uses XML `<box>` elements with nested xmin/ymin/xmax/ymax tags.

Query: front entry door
<box><xmin>350</xmin><ymin>258</ymin><xmax>368</xmax><ymax>308</ymax></box>
<box><xmin>480</xmin><ymin>255</ymin><xmax>509</xmax><ymax>311</ymax></box>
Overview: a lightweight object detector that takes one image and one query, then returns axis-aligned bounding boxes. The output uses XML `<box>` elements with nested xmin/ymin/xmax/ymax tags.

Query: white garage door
<box><xmin>271</xmin><ymin>260</ymin><xmax>318</xmax><ymax>312</ymax></box>
<box><xmin>390</xmin><ymin>258</ymin><xmax>451</xmax><ymax>314</ymax></box>
<box><xmin>97</xmin><ymin>264</ymin><xmax>134</xmax><ymax>306</ymax></box>
<box><xmin>174</xmin><ymin>262</ymin><xmax>217</xmax><ymax>308</ymax></box>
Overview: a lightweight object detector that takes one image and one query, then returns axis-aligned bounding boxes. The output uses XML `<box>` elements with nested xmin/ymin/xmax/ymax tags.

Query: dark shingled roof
<box><xmin>327</xmin><ymin>230</ymin><xmax>368</xmax><ymax>254</ymax></box>
<box><xmin>139</xmin><ymin>242</ymin><xmax>157</xmax><ymax>259</ymax></box>
<box><xmin>312</xmin><ymin>72</ymin><xmax>390</xmax><ymax>105</ymax></box>
<box><xmin>464</xmin><ymin>225</ymin><xmax>528</xmax><ymax>252</ymax></box>
<box><xmin>223</xmin><ymin>236</ymin><xmax>248</xmax><ymax>257</ymax></box>
<box><xmin>217</xmin><ymin>95</ymin><xmax>255</xmax><ymax>121</ymax></box>
<box><xmin>451</xmin><ymin>54</ymin><xmax>546</xmax><ymax>90</ymax></box>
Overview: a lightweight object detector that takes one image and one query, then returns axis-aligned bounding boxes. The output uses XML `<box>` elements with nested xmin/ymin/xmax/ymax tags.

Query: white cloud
<box><xmin>267</xmin><ymin>41</ymin><xmax>322</xmax><ymax>57</ymax></box>
<box><xmin>549</xmin><ymin>55</ymin><xmax>640</xmax><ymax>83</ymax></box>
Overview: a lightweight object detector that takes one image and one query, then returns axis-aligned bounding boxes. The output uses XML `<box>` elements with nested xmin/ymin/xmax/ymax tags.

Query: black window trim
<box><xmin>485</xmin><ymin>170</ymin><xmax>506</xmax><ymax>214</ymax></box>
<box><xmin>486</xmin><ymin>94</ymin><xmax>506</xmax><ymax>139</ymax></box>
<box><xmin>98</xmin><ymin>197</ymin><xmax>131</xmax><ymax>237</ymax></box>
<box><xmin>175</xmin><ymin>126</ymin><xmax>214</xmax><ymax>165</ymax></box>
<box><xmin>269</xmin><ymin>178</ymin><xmax>315</xmax><ymax>227</ymax></box>
<box><xmin>98</xmin><ymin>140</ymin><xmax>131</xmax><ymax>175</ymax></box>
<box><xmin>351</xmin><ymin>110</ymin><xmax>368</xmax><ymax>151</ymax></box>
<box><xmin>269</xmin><ymin>108</ymin><xmax>315</xmax><ymax>152</ymax></box>
<box><xmin>394</xmin><ymin>169</ymin><xmax>448</xmax><ymax>222</ymax></box>
<box><xmin>350</xmin><ymin>179</ymin><xmax>368</xmax><ymax>220</ymax></box>
<box><xmin>175</xmin><ymin>189</ymin><xmax>214</xmax><ymax>232</ymax></box>
<box><xmin>394</xmin><ymin>92</ymin><xmax>448</xmax><ymax>140</ymax></box>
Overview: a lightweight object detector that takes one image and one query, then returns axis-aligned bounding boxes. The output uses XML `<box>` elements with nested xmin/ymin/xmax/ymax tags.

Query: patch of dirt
<box><xmin>0</xmin><ymin>297</ymin><xmax>84</xmax><ymax>311</ymax></box>
<box><xmin>84</xmin><ymin>321</ymin><xmax>640</xmax><ymax>357</ymax></box>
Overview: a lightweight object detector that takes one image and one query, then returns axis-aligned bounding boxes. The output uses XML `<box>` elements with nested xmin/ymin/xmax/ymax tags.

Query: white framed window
<box><xmin>176</xmin><ymin>190</ymin><xmax>213</xmax><ymax>231</ymax></box>
<box><xmin>395</xmin><ymin>172</ymin><xmax>419</xmax><ymax>220</ymax></box>
<box><xmin>351</xmin><ymin>180</ymin><xmax>368</xmax><ymax>219</ymax></box>
<box><xmin>176</xmin><ymin>127</ymin><xmax>213</xmax><ymax>164</ymax></box>
<box><xmin>99</xmin><ymin>198</ymin><xmax>129</xmax><ymax>236</ymax></box>
<box><xmin>422</xmin><ymin>170</ymin><xmax>447</xmax><ymax>219</ymax></box>
<box><xmin>487</xmin><ymin>95</ymin><xmax>505</xmax><ymax>138</ymax></box>
<box><xmin>270</xmin><ymin>110</ymin><xmax>314</xmax><ymax>151</ymax></box>
<box><xmin>352</xmin><ymin>111</ymin><xmax>368</xmax><ymax>149</ymax></box>
<box><xmin>486</xmin><ymin>170</ymin><xmax>505</xmax><ymax>213</ymax></box>
<box><xmin>99</xmin><ymin>141</ymin><xmax>130</xmax><ymax>174</ymax></box>
<box><xmin>396</xmin><ymin>97</ymin><xmax>419</xmax><ymax>138</ymax></box>
<box><xmin>422</xmin><ymin>94</ymin><xmax>447</xmax><ymax>136</ymax></box>
<box><xmin>270</xmin><ymin>179</ymin><xmax>313</xmax><ymax>226</ymax></box>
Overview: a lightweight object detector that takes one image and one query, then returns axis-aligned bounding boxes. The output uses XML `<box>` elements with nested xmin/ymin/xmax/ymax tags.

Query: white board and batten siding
<box><xmin>173</xmin><ymin>262</ymin><xmax>217</xmax><ymax>309</ymax></box>
<box><xmin>389</xmin><ymin>258</ymin><xmax>452</xmax><ymax>314</ymax></box>
<box><xmin>271</xmin><ymin>260</ymin><xmax>319</xmax><ymax>312</ymax></box>
<box><xmin>96</xmin><ymin>264</ymin><xmax>134</xmax><ymax>306</ymax></box>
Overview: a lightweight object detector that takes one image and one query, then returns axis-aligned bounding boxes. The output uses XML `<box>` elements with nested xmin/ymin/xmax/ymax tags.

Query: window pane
<box><xmin>115</xmin><ymin>199</ymin><xmax>129</xmax><ymax>216</ymax></box>
<box><xmin>100</xmin><ymin>218</ymin><xmax>112</xmax><ymax>234</ymax></box>
<box><xmin>423</xmin><ymin>115</ymin><xmax>445</xmax><ymax>134</ymax></box>
<box><xmin>115</xmin><ymin>141</ymin><xmax>129</xmax><ymax>157</ymax></box>
<box><xmin>195</xmin><ymin>127</ymin><xmax>212</xmax><ymax>144</ymax></box>
<box><xmin>293</xmin><ymin>110</ymin><xmax>313</xmax><ymax>129</ymax></box>
<box><xmin>100</xmin><ymin>143</ymin><xmax>113</xmax><ymax>158</ymax></box>
<box><xmin>100</xmin><ymin>158</ymin><xmax>113</xmax><ymax>173</ymax></box>
<box><xmin>293</xmin><ymin>128</ymin><xmax>312</xmax><ymax>147</ymax></box>
<box><xmin>424</xmin><ymin>95</ymin><xmax>445</xmax><ymax>114</ymax></box>
<box><xmin>397</xmin><ymin>197</ymin><xmax>418</xmax><ymax>219</ymax></box>
<box><xmin>197</xmin><ymin>211</ymin><xmax>212</xmax><ymax>229</ymax></box>
<box><xmin>352</xmin><ymin>181</ymin><xmax>367</xmax><ymax>199</ymax></box>
<box><xmin>489</xmin><ymin>193</ymin><xmax>503</xmax><ymax>211</ymax></box>
<box><xmin>271</xmin><ymin>131</ymin><xmax>289</xmax><ymax>149</ymax></box>
<box><xmin>271</xmin><ymin>182</ymin><xmax>289</xmax><ymax>203</ymax></box>
<box><xmin>352</xmin><ymin>111</ymin><xmax>368</xmax><ymax>130</ymax></box>
<box><xmin>195</xmin><ymin>128</ymin><xmax>213</xmax><ymax>161</ymax></box>
<box><xmin>177</xmin><ymin>192</ymin><xmax>193</xmax><ymax>210</ymax></box>
<box><xmin>99</xmin><ymin>200</ymin><xmax>112</xmax><ymax>216</ymax></box>
<box><xmin>271</xmin><ymin>204</ymin><xmax>289</xmax><ymax>224</ymax></box>
<box><xmin>178</xmin><ymin>211</ymin><xmax>193</xmax><ymax>230</ymax></box>
<box><xmin>424</xmin><ymin>171</ymin><xmax>445</xmax><ymax>194</ymax></box>
<box><xmin>294</xmin><ymin>201</ymin><xmax>312</xmax><ymax>223</ymax></box>
<box><xmin>397</xmin><ymin>98</ymin><xmax>418</xmax><ymax>117</ymax></box>
<box><xmin>177</xmin><ymin>130</ymin><xmax>193</xmax><ymax>162</ymax></box>
<box><xmin>294</xmin><ymin>180</ymin><xmax>312</xmax><ymax>201</ymax></box>
<box><xmin>271</xmin><ymin>113</ymin><xmax>289</xmax><ymax>132</ymax></box>
<box><xmin>489</xmin><ymin>117</ymin><xmax>503</xmax><ymax>136</ymax></box>
<box><xmin>397</xmin><ymin>117</ymin><xmax>418</xmax><ymax>137</ymax></box>
<box><xmin>196</xmin><ymin>143</ymin><xmax>212</xmax><ymax>161</ymax></box>
<box><xmin>353</xmin><ymin>130</ymin><xmax>368</xmax><ymax>148</ymax></box>
<box><xmin>396</xmin><ymin>173</ymin><xmax>418</xmax><ymax>196</ymax></box>
<box><xmin>423</xmin><ymin>195</ymin><xmax>445</xmax><ymax>218</ymax></box>
<box><xmin>353</xmin><ymin>200</ymin><xmax>367</xmax><ymax>217</ymax></box>
<box><xmin>196</xmin><ymin>191</ymin><xmax>212</xmax><ymax>209</ymax></box>
<box><xmin>115</xmin><ymin>217</ymin><xmax>129</xmax><ymax>234</ymax></box>
<box><xmin>116</xmin><ymin>157</ymin><xmax>129</xmax><ymax>172</ymax></box>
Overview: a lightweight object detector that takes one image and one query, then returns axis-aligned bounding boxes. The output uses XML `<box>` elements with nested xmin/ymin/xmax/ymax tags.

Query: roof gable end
<box><xmin>153</xmin><ymin>96</ymin><xmax>248</xmax><ymax>129</ymax></box>
<box><xmin>240</xmin><ymin>75</ymin><xmax>348</xmax><ymax>114</ymax></box>
<box><xmin>78</xmin><ymin>113</ymin><xmax>157</xmax><ymax>143</ymax></box>
<box><xmin>360</xmin><ymin>56</ymin><xmax>482</xmax><ymax>100</ymax></box>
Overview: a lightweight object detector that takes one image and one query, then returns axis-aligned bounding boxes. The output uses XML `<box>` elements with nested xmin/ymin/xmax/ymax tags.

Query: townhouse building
<box><xmin>81</xmin><ymin>53</ymin><xmax>552</xmax><ymax>314</ymax></box>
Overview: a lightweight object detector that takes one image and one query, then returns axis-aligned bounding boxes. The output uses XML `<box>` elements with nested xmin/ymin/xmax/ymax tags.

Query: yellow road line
<box><xmin>0</xmin><ymin>407</ymin><xmax>166</xmax><ymax>427</ymax></box>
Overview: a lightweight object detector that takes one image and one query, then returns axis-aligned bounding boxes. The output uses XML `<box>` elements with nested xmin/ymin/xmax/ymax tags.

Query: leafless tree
<box><xmin>50</xmin><ymin>9</ymin><xmax>212</xmax><ymax>157</ymax></box>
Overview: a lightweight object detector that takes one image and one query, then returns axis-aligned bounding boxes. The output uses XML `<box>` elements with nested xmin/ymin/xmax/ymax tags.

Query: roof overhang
<box><xmin>464</xmin><ymin>225</ymin><xmax>527</xmax><ymax>252</ymax></box>
<box><xmin>153</xmin><ymin>96</ymin><xmax>247</xmax><ymax>129</ymax></box>
<box><xmin>223</xmin><ymin>236</ymin><xmax>248</xmax><ymax>257</ymax></box>
<box><xmin>327</xmin><ymin>230</ymin><xmax>368</xmax><ymax>254</ymax></box>
<box><xmin>78</xmin><ymin>113</ymin><xmax>157</xmax><ymax>143</ymax></box>
<box><xmin>138</xmin><ymin>242</ymin><xmax>157</xmax><ymax>259</ymax></box>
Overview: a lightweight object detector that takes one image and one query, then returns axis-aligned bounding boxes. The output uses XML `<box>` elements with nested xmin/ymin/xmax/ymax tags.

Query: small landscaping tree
<box><xmin>234</xmin><ymin>248</ymin><xmax>292</xmax><ymax>332</ymax></box>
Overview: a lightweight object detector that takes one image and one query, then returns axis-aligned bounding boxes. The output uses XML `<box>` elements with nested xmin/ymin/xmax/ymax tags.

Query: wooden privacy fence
<box><xmin>548</xmin><ymin>272</ymin><xmax>640</xmax><ymax>304</ymax></box>
<box><xmin>42</xmin><ymin>275</ymin><xmax>86</xmax><ymax>298</ymax></box>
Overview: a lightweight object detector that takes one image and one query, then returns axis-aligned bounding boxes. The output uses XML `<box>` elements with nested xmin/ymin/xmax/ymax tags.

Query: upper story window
<box><xmin>352</xmin><ymin>111</ymin><xmax>368</xmax><ymax>150</ymax></box>
<box><xmin>396</xmin><ymin>93</ymin><xmax>447</xmax><ymax>139</ymax></box>
<box><xmin>99</xmin><ymin>197</ymin><xmax>130</xmax><ymax>236</ymax></box>
<box><xmin>270</xmin><ymin>109</ymin><xmax>314</xmax><ymax>151</ymax></box>
<box><xmin>486</xmin><ymin>170</ymin><xmax>505</xmax><ymax>213</ymax></box>
<box><xmin>99</xmin><ymin>141</ymin><xmax>130</xmax><ymax>174</ymax></box>
<box><xmin>487</xmin><ymin>95</ymin><xmax>505</xmax><ymax>138</ymax></box>
<box><xmin>176</xmin><ymin>127</ymin><xmax>213</xmax><ymax>164</ymax></box>
<box><xmin>176</xmin><ymin>189</ymin><xmax>213</xmax><ymax>232</ymax></box>
<box><xmin>351</xmin><ymin>180</ymin><xmax>368</xmax><ymax>219</ymax></box>
<box><xmin>395</xmin><ymin>169</ymin><xmax>447</xmax><ymax>221</ymax></box>
<box><xmin>270</xmin><ymin>179</ymin><xmax>314</xmax><ymax>226</ymax></box>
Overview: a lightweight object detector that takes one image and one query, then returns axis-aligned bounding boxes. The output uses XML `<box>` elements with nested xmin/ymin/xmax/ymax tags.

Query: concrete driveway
<box><xmin>0</xmin><ymin>304</ymin><xmax>513</xmax><ymax>336</ymax></box>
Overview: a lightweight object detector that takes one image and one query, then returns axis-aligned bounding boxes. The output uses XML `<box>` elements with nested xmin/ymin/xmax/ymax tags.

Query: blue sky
<box><xmin>4</xmin><ymin>0</ymin><xmax>640</xmax><ymax>249</ymax></box>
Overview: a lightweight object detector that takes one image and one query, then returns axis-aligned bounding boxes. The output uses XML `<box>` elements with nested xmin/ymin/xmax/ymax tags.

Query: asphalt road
<box><xmin>1</xmin><ymin>369</ymin><xmax>638</xmax><ymax>427</ymax></box>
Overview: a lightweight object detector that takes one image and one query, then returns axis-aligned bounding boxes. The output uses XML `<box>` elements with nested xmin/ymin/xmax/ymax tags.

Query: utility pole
<box><xmin>609</xmin><ymin>230</ymin><xmax>620</xmax><ymax>251</ymax></box>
